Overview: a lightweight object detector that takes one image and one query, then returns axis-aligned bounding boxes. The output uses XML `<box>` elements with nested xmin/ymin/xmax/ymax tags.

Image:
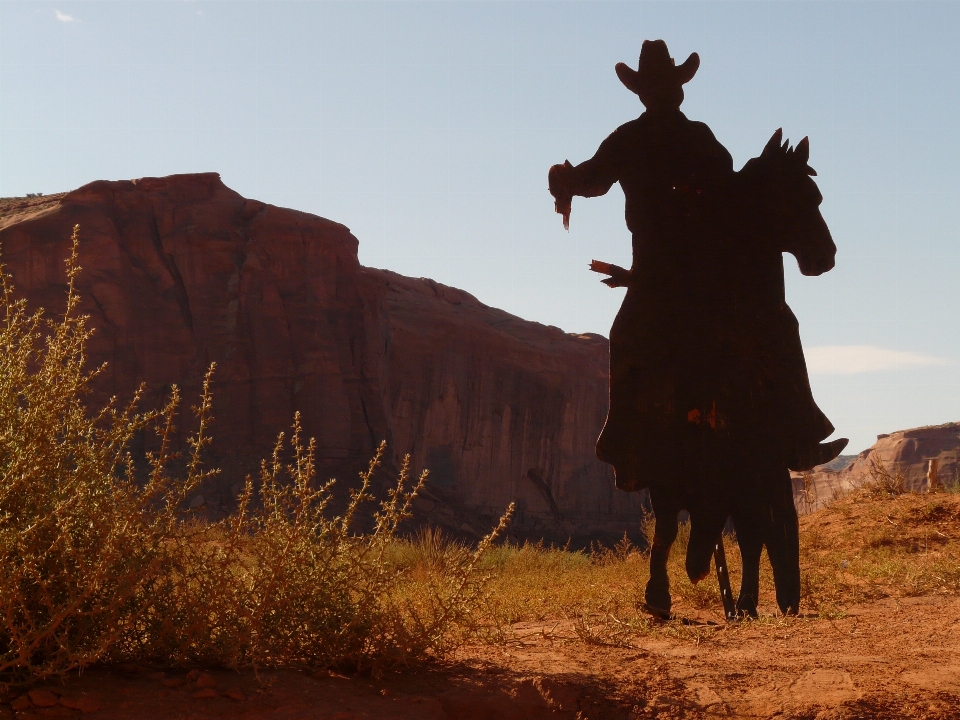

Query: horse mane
<box><xmin>751</xmin><ymin>128</ymin><xmax>818</xmax><ymax>177</ymax></box>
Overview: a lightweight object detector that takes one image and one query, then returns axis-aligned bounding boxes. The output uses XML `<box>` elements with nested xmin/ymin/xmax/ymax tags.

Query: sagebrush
<box><xmin>0</xmin><ymin>227</ymin><xmax>509</xmax><ymax>686</ymax></box>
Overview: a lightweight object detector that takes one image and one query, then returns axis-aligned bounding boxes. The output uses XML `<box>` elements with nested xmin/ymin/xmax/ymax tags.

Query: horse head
<box><xmin>741</xmin><ymin>129</ymin><xmax>836</xmax><ymax>276</ymax></box>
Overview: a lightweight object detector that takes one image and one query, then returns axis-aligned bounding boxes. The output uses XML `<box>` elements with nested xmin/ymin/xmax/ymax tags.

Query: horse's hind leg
<box><xmin>765</xmin><ymin>466</ymin><xmax>801</xmax><ymax>615</ymax></box>
<box><xmin>729</xmin><ymin>460</ymin><xmax>768</xmax><ymax>618</ymax></box>
<box><xmin>644</xmin><ymin>486</ymin><xmax>681</xmax><ymax>618</ymax></box>
<box><xmin>731</xmin><ymin>504</ymin><xmax>764</xmax><ymax>618</ymax></box>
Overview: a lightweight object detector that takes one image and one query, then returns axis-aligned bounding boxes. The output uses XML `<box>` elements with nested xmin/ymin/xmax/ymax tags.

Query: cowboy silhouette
<box><xmin>549</xmin><ymin>40</ymin><xmax>845</xmax><ymax>491</ymax></box>
<box><xmin>549</xmin><ymin>40</ymin><xmax>849</xmax><ymax>618</ymax></box>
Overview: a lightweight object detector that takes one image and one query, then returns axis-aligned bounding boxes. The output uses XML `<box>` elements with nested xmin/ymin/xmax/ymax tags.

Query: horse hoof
<box><xmin>775</xmin><ymin>583</ymin><xmax>801</xmax><ymax>616</ymax></box>
<box><xmin>644</xmin><ymin>582</ymin><xmax>672</xmax><ymax>619</ymax></box>
<box><xmin>641</xmin><ymin>602</ymin><xmax>673</xmax><ymax>621</ymax></box>
<box><xmin>777</xmin><ymin>594</ymin><xmax>800</xmax><ymax>616</ymax></box>
<box><xmin>778</xmin><ymin>602</ymin><xmax>799</xmax><ymax>616</ymax></box>
<box><xmin>736</xmin><ymin>600</ymin><xmax>759</xmax><ymax>619</ymax></box>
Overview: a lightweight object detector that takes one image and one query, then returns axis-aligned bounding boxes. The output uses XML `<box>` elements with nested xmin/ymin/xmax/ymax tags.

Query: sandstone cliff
<box><xmin>0</xmin><ymin>174</ymin><xmax>644</xmax><ymax>544</ymax></box>
<box><xmin>792</xmin><ymin>423</ymin><xmax>960</xmax><ymax>512</ymax></box>
<box><xmin>360</xmin><ymin>268</ymin><xmax>639</xmax><ymax>542</ymax></box>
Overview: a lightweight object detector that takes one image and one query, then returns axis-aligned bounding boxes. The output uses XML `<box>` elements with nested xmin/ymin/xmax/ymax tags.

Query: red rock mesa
<box><xmin>0</xmin><ymin>174</ymin><xmax>644</xmax><ymax>543</ymax></box>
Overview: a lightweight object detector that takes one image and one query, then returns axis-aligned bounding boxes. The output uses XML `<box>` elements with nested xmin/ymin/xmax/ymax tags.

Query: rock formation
<box><xmin>362</xmin><ymin>268</ymin><xmax>638</xmax><ymax>542</ymax></box>
<box><xmin>792</xmin><ymin>423</ymin><xmax>960</xmax><ymax>512</ymax></box>
<box><xmin>0</xmin><ymin>174</ymin><xmax>644</xmax><ymax>544</ymax></box>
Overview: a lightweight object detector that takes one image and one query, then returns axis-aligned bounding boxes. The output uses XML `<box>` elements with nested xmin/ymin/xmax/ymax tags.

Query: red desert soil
<box><xmin>5</xmin><ymin>493</ymin><xmax>960</xmax><ymax>720</ymax></box>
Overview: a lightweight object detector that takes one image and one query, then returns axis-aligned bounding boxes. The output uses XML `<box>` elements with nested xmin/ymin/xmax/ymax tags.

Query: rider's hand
<box><xmin>549</xmin><ymin>160</ymin><xmax>574</xmax><ymax>228</ymax></box>
<box><xmin>548</xmin><ymin>160</ymin><xmax>574</xmax><ymax>199</ymax></box>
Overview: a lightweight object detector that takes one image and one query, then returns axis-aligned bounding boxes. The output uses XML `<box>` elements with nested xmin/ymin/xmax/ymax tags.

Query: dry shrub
<box><xmin>126</xmin><ymin>434</ymin><xmax>512</xmax><ymax>673</ymax></box>
<box><xmin>866</xmin><ymin>456</ymin><xmax>906</xmax><ymax>497</ymax></box>
<box><xmin>0</xmin><ymin>229</ymin><xmax>174</xmax><ymax>684</ymax></box>
<box><xmin>0</xmin><ymin>228</ymin><xmax>508</xmax><ymax>687</ymax></box>
<box><xmin>589</xmin><ymin>531</ymin><xmax>641</xmax><ymax>566</ymax></box>
<box><xmin>797</xmin><ymin>472</ymin><xmax>817</xmax><ymax>514</ymax></box>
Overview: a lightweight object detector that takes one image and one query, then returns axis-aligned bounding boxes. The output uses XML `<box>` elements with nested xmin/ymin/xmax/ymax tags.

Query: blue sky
<box><xmin>2</xmin><ymin>1</ymin><xmax>958</xmax><ymax>453</ymax></box>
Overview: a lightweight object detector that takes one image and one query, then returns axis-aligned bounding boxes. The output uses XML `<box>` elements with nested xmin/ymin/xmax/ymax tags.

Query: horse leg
<box><xmin>686</xmin><ymin>443</ymin><xmax>735</xmax><ymax>585</ymax></box>
<box><xmin>730</xmin><ymin>500</ymin><xmax>765</xmax><ymax>619</ymax></box>
<box><xmin>644</xmin><ymin>486</ymin><xmax>681</xmax><ymax>618</ymax></box>
<box><xmin>764</xmin><ymin>466</ymin><xmax>801</xmax><ymax>615</ymax></box>
<box><xmin>727</xmin><ymin>456</ymin><xmax>768</xmax><ymax>618</ymax></box>
<box><xmin>685</xmin><ymin>501</ymin><xmax>729</xmax><ymax>584</ymax></box>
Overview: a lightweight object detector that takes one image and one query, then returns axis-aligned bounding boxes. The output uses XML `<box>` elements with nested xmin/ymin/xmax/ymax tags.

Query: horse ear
<box><xmin>796</xmin><ymin>136</ymin><xmax>810</xmax><ymax>164</ymax></box>
<box><xmin>763</xmin><ymin>128</ymin><xmax>783</xmax><ymax>156</ymax></box>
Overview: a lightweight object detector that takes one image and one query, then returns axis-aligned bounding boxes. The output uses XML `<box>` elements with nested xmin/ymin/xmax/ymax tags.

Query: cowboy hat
<box><xmin>615</xmin><ymin>40</ymin><xmax>699</xmax><ymax>100</ymax></box>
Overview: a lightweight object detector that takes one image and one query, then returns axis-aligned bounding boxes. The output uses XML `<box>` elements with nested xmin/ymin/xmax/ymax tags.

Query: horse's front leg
<box><xmin>644</xmin><ymin>486</ymin><xmax>681</xmax><ymax>618</ymax></box>
<box><xmin>684</xmin><ymin>443</ymin><xmax>736</xmax><ymax>589</ymax></box>
<box><xmin>685</xmin><ymin>492</ymin><xmax>730</xmax><ymax>585</ymax></box>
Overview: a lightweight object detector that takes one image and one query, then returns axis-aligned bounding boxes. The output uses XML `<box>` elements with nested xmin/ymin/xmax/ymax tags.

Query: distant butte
<box><xmin>793</xmin><ymin>422</ymin><xmax>960</xmax><ymax>511</ymax></box>
<box><xmin>0</xmin><ymin>173</ymin><xmax>644</xmax><ymax>544</ymax></box>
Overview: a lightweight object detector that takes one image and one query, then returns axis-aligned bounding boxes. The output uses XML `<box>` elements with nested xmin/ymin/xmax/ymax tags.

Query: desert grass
<box><xmin>798</xmin><ymin>488</ymin><xmax>960</xmax><ymax>606</ymax></box>
<box><xmin>0</xmin><ymin>228</ymin><xmax>509</xmax><ymax>687</ymax></box>
<box><xmin>443</xmin><ymin>487</ymin><xmax>960</xmax><ymax>646</ymax></box>
<box><xmin>469</xmin><ymin>520</ymin><xmax>759</xmax><ymax>645</ymax></box>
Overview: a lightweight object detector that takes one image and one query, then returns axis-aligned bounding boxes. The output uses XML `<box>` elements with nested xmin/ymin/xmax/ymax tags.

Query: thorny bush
<box><xmin>0</xmin><ymin>227</ymin><xmax>511</xmax><ymax>687</ymax></box>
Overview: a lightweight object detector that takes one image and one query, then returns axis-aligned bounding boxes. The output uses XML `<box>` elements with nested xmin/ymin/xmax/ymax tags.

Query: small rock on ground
<box><xmin>60</xmin><ymin>695</ymin><xmax>102</xmax><ymax>714</ymax></box>
<box><xmin>28</xmin><ymin>689</ymin><xmax>60</xmax><ymax>708</ymax></box>
<box><xmin>195</xmin><ymin>673</ymin><xmax>217</xmax><ymax>689</ymax></box>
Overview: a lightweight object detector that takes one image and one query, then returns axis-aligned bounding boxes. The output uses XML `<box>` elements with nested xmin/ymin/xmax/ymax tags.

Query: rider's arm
<box><xmin>549</xmin><ymin>130</ymin><xmax>623</xmax><ymax>228</ymax></box>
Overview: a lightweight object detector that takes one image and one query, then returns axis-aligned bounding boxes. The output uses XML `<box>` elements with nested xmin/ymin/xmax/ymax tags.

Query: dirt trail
<box><xmin>5</xmin><ymin>594</ymin><xmax>959</xmax><ymax>719</ymax></box>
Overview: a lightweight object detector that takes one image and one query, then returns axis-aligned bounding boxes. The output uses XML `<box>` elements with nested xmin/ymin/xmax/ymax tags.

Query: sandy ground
<box><xmin>4</xmin><ymin>592</ymin><xmax>959</xmax><ymax>720</ymax></box>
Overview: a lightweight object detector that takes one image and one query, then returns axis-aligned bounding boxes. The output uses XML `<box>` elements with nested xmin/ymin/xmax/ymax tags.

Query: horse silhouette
<box><xmin>594</xmin><ymin>130</ymin><xmax>845</xmax><ymax>618</ymax></box>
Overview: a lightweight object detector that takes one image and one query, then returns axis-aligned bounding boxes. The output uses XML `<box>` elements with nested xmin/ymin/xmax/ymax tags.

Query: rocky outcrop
<box><xmin>0</xmin><ymin>174</ymin><xmax>644</xmax><ymax>544</ymax></box>
<box><xmin>0</xmin><ymin>174</ymin><xmax>387</xmax><ymax>478</ymax></box>
<box><xmin>792</xmin><ymin>423</ymin><xmax>960</xmax><ymax>512</ymax></box>
<box><xmin>360</xmin><ymin>268</ymin><xmax>640</xmax><ymax>542</ymax></box>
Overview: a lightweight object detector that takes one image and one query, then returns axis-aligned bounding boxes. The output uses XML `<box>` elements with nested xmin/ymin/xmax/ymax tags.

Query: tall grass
<box><xmin>0</xmin><ymin>227</ymin><xmax>509</xmax><ymax>687</ymax></box>
<box><xmin>471</xmin><ymin>487</ymin><xmax>960</xmax><ymax>642</ymax></box>
<box><xmin>471</xmin><ymin>517</ymin><xmax>750</xmax><ymax>646</ymax></box>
